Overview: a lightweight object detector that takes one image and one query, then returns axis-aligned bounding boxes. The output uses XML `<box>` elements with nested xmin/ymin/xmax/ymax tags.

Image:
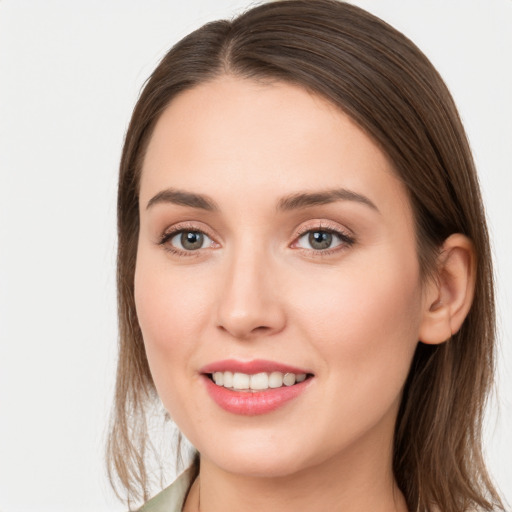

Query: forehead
<box><xmin>140</xmin><ymin>76</ymin><xmax>412</xmax><ymax>220</ymax></box>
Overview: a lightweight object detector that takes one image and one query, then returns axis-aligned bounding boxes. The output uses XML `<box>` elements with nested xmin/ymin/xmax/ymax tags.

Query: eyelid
<box><xmin>159</xmin><ymin>221</ymin><xmax>217</xmax><ymax>241</ymax></box>
<box><xmin>291</xmin><ymin>219</ymin><xmax>354</xmax><ymax>240</ymax></box>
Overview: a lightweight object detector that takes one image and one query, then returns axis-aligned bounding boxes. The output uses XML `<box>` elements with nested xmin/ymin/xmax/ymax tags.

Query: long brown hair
<box><xmin>107</xmin><ymin>1</ymin><xmax>504</xmax><ymax>510</ymax></box>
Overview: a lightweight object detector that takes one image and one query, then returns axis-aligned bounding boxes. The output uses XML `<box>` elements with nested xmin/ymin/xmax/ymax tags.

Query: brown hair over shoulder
<box><xmin>107</xmin><ymin>1</ymin><xmax>504</xmax><ymax>510</ymax></box>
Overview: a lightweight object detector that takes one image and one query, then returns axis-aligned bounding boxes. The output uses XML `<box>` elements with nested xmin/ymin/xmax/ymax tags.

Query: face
<box><xmin>135</xmin><ymin>76</ymin><xmax>428</xmax><ymax>478</ymax></box>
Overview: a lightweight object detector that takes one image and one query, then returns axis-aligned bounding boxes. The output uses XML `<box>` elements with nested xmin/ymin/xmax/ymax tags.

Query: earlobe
<box><xmin>419</xmin><ymin>234</ymin><xmax>476</xmax><ymax>345</ymax></box>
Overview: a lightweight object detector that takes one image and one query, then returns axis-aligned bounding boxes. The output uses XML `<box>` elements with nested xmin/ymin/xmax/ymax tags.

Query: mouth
<box><xmin>199</xmin><ymin>359</ymin><xmax>314</xmax><ymax>415</ymax></box>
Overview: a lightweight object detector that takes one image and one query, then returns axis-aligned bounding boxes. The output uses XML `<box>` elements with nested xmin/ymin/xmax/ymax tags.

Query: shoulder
<box><xmin>137</xmin><ymin>467</ymin><xmax>195</xmax><ymax>512</ymax></box>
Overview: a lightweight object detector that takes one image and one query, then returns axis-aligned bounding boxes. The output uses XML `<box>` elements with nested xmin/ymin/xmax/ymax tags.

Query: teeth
<box><xmin>250</xmin><ymin>372</ymin><xmax>268</xmax><ymax>390</ymax></box>
<box><xmin>232</xmin><ymin>372</ymin><xmax>250</xmax><ymax>389</ymax></box>
<box><xmin>283</xmin><ymin>373</ymin><xmax>296</xmax><ymax>386</ymax></box>
<box><xmin>211</xmin><ymin>371</ymin><xmax>308</xmax><ymax>391</ymax></box>
<box><xmin>223</xmin><ymin>371</ymin><xmax>233</xmax><ymax>388</ymax></box>
<box><xmin>269</xmin><ymin>371</ymin><xmax>283</xmax><ymax>388</ymax></box>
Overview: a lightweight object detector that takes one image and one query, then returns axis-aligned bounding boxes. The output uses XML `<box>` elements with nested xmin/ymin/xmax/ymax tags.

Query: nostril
<box><xmin>253</xmin><ymin>325</ymin><xmax>272</xmax><ymax>333</ymax></box>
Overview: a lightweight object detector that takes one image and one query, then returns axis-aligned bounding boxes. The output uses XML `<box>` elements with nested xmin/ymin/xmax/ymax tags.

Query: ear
<box><xmin>419</xmin><ymin>234</ymin><xmax>476</xmax><ymax>345</ymax></box>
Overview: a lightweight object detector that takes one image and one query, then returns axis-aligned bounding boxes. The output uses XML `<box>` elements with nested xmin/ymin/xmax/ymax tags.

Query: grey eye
<box><xmin>309</xmin><ymin>231</ymin><xmax>332</xmax><ymax>250</ymax></box>
<box><xmin>297</xmin><ymin>230</ymin><xmax>343</xmax><ymax>251</ymax></box>
<box><xmin>171</xmin><ymin>231</ymin><xmax>212</xmax><ymax>251</ymax></box>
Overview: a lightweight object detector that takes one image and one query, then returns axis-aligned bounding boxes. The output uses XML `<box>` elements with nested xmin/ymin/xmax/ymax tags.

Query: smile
<box><xmin>200</xmin><ymin>360</ymin><xmax>314</xmax><ymax>415</ymax></box>
<box><xmin>210</xmin><ymin>371</ymin><xmax>307</xmax><ymax>391</ymax></box>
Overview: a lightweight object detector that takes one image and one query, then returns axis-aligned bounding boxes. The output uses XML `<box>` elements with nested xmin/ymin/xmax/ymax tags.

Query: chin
<box><xmin>193</xmin><ymin>428</ymin><xmax>331</xmax><ymax>479</ymax></box>
<box><xmin>203</xmin><ymin>449</ymin><xmax>314</xmax><ymax>479</ymax></box>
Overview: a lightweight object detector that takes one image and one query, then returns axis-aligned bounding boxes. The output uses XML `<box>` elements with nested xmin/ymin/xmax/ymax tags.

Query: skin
<box><xmin>134</xmin><ymin>76</ymin><xmax>473</xmax><ymax>511</ymax></box>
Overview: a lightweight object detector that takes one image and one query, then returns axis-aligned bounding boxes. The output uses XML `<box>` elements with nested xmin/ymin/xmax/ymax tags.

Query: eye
<box><xmin>165</xmin><ymin>230</ymin><xmax>215</xmax><ymax>251</ymax></box>
<box><xmin>294</xmin><ymin>228</ymin><xmax>354</xmax><ymax>252</ymax></box>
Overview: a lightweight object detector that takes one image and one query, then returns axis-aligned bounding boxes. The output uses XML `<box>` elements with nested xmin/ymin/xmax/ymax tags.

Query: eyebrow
<box><xmin>277</xmin><ymin>188</ymin><xmax>379</xmax><ymax>213</ymax></box>
<box><xmin>146</xmin><ymin>187</ymin><xmax>378</xmax><ymax>213</ymax></box>
<box><xmin>146</xmin><ymin>188</ymin><xmax>219</xmax><ymax>211</ymax></box>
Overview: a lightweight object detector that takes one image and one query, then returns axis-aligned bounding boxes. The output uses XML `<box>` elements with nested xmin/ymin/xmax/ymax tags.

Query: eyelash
<box><xmin>157</xmin><ymin>222</ymin><xmax>355</xmax><ymax>257</ymax></box>
<box><xmin>158</xmin><ymin>222</ymin><xmax>216</xmax><ymax>257</ymax></box>
<box><xmin>292</xmin><ymin>222</ymin><xmax>355</xmax><ymax>256</ymax></box>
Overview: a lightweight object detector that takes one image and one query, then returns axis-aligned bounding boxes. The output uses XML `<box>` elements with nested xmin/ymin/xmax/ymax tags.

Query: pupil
<box><xmin>181</xmin><ymin>231</ymin><xmax>204</xmax><ymax>250</ymax></box>
<box><xmin>309</xmin><ymin>231</ymin><xmax>332</xmax><ymax>250</ymax></box>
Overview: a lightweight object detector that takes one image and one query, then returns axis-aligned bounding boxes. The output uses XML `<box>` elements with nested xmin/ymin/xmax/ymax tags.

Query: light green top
<box><xmin>137</xmin><ymin>467</ymin><xmax>195</xmax><ymax>512</ymax></box>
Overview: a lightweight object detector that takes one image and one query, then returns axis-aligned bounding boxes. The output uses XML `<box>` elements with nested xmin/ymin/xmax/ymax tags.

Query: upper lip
<box><xmin>200</xmin><ymin>359</ymin><xmax>312</xmax><ymax>375</ymax></box>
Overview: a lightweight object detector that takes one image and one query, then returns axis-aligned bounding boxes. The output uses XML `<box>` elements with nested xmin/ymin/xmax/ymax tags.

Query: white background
<box><xmin>0</xmin><ymin>1</ymin><xmax>510</xmax><ymax>511</ymax></box>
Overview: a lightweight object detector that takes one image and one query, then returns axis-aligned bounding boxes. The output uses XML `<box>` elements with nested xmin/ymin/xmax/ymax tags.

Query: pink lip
<box><xmin>200</xmin><ymin>359</ymin><xmax>313</xmax><ymax>416</ymax></box>
<box><xmin>200</xmin><ymin>359</ymin><xmax>311</xmax><ymax>375</ymax></box>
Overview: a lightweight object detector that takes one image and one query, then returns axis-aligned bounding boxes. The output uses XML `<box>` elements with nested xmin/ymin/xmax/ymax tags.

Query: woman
<box><xmin>107</xmin><ymin>1</ymin><xmax>506</xmax><ymax>511</ymax></box>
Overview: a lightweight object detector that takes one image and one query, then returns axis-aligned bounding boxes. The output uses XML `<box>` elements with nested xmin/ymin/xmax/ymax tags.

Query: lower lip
<box><xmin>202</xmin><ymin>375</ymin><xmax>312</xmax><ymax>416</ymax></box>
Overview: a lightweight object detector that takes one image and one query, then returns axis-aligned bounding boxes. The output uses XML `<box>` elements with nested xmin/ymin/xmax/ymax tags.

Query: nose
<box><xmin>215</xmin><ymin>247</ymin><xmax>286</xmax><ymax>340</ymax></box>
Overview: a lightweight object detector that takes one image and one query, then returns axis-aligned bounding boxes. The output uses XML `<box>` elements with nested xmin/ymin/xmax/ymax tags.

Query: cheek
<box><xmin>290</xmin><ymin>253</ymin><xmax>423</xmax><ymax>388</ymax></box>
<box><xmin>133</xmin><ymin>249</ymin><xmax>211</xmax><ymax>401</ymax></box>
<box><xmin>134</xmin><ymin>247</ymin><xmax>211</xmax><ymax>346</ymax></box>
